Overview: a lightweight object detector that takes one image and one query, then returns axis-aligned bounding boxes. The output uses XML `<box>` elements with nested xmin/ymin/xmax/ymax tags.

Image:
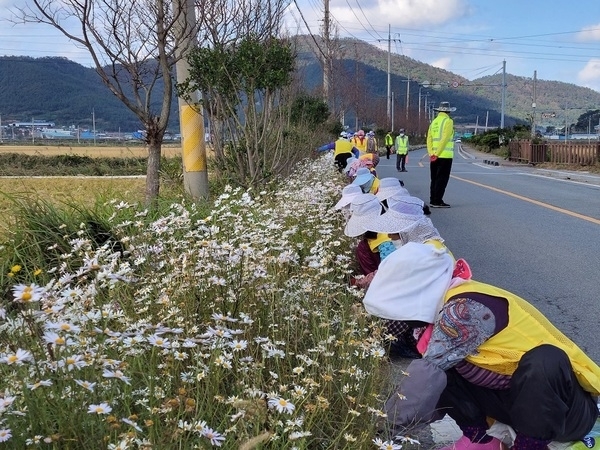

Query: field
<box><xmin>0</xmin><ymin>143</ymin><xmax>182</xmax><ymax>158</ymax></box>
<box><xmin>0</xmin><ymin>144</ymin><xmax>182</xmax><ymax>233</ymax></box>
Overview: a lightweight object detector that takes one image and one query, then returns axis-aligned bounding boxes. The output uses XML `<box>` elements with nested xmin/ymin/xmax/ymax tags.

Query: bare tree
<box><xmin>13</xmin><ymin>0</ymin><xmax>199</xmax><ymax>203</ymax></box>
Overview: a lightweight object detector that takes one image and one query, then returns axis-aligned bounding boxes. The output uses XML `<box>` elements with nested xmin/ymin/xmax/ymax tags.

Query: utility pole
<box><xmin>173</xmin><ymin>0</ymin><xmax>208</xmax><ymax>199</ymax></box>
<box><xmin>391</xmin><ymin>92</ymin><xmax>395</xmax><ymax>132</ymax></box>
<box><xmin>501</xmin><ymin>60</ymin><xmax>506</xmax><ymax>129</ymax></box>
<box><xmin>406</xmin><ymin>73</ymin><xmax>410</xmax><ymax>123</ymax></box>
<box><xmin>323</xmin><ymin>0</ymin><xmax>331</xmax><ymax>104</ymax></box>
<box><xmin>92</xmin><ymin>108</ymin><xmax>96</xmax><ymax>146</ymax></box>
<box><xmin>531</xmin><ymin>70</ymin><xmax>537</xmax><ymax>138</ymax></box>
<box><xmin>377</xmin><ymin>26</ymin><xmax>399</xmax><ymax>129</ymax></box>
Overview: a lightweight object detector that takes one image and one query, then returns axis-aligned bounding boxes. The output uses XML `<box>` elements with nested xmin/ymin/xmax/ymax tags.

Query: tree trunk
<box><xmin>146</xmin><ymin>131</ymin><xmax>162</xmax><ymax>204</ymax></box>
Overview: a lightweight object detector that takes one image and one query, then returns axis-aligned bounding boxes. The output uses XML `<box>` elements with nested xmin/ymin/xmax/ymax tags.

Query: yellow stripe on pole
<box><xmin>181</xmin><ymin>104</ymin><xmax>206</xmax><ymax>172</ymax></box>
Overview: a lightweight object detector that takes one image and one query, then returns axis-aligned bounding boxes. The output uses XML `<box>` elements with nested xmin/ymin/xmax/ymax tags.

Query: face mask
<box><xmin>392</xmin><ymin>240</ymin><xmax>404</xmax><ymax>250</ymax></box>
<box><xmin>400</xmin><ymin>133</ymin><xmax>405</xmax><ymax>137</ymax></box>
<box><xmin>360</xmin><ymin>178</ymin><xmax>374</xmax><ymax>193</ymax></box>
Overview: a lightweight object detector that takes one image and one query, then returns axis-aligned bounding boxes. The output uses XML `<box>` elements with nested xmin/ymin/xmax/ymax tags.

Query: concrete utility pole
<box><xmin>323</xmin><ymin>0</ymin><xmax>331</xmax><ymax>104</ymax></box>
<box><xmin>173</xmin><ymin>0</ymin><xmax>209</xmax><ymax>199</ymax></box>
<box><xmin>501</xmin><ymin>60</ymin><xmax>506</xmax><ymax>129</ymax></box>
<box><xmin>531</xmin><ymin>70</ymin><xmax>537</xmax><ymax>137</ymax></box>
<box><xmin>377</xmin><ymin>26</ymin><xmax>399</xmax><ymax>129</ymax></box>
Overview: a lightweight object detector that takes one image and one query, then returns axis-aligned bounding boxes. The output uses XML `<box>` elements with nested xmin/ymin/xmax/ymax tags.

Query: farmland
<box><xmin>0</xmin><ymin>144</ymin><xmax>182</xmax><ymax>158</ymax></box>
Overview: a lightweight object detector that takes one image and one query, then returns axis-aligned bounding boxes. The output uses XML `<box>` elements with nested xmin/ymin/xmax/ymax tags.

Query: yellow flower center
<box><xmin>7</xmin><ymin>355</ymin><xmax>18</xmax><ymax>363</ymax></box>
<box><xmin>21</xmin><ymin>292</ymin><xmax>32</xmax><ymax>302</ymax></box>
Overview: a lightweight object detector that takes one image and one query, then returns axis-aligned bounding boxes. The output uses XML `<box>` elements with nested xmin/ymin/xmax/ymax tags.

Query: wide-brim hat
<box><xmin>376</xmin><ymin>177</ymin><xmax>410</xmax><ymax>201</ymax></box>
<box><xmin>351</xmin><ymin>167</ymin><xmax>375</xmax><ymax>187</ymax></box>
<box><xmin>433</xmin><ymin>101</ymin><xmax>456</xmax><ymax>112</ymax></box>
<box><xmin>362</xmin><ymin>242</ymin><xmax>454</xmax><ymax>322</ymax></box>
<box><xmin>366</xmin><ymin>209</ymin><xmax>420</xmax><ymax>234</ymax></box>
<box><xmin>388</xmin><ymin>195</ymin><xmax>425</xmax><ymax>215</ymax></box>
<box><xmin>344</xmin><ymin>193</ymin><xmax>383</xmax><ymax>237</ymax></box>
<box><xmin>334</xmin><ymin>184</ymin><xmax>363</xmax><ymax>210</ymax></box>
<box><xmin>343</xmin><ymin>157</ymin><xmax>358</xmax><ymax>174</ymax></box>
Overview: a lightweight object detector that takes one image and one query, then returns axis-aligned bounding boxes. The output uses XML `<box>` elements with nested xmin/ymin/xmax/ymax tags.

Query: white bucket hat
<box><xmin>343</xmin><ymin>157</ymin><xmax>358</xmax><ymax>174</ymax></box>
<box><xmin>388</xmin><ymin>195</ymin><xmax>425</xmax><ymax>216</ymax></box>
<box><xmin>334</xmin><ymin>184</ymin><xmax>363</xmax><ymax>210</ymax></box>
<box><xmin>366</xmin><ymin>209</ymin><xmax>420</xmax><ymax>235</ymax></box>
<box><xmin>351</xmin><ymin>167</ymin><xmax>374</xmax><ymax>187</ymax></box>
<box><xmin>344</xmin><ymin>193</ymin><xmax>383</xmax><ymax>237</ymax></box>
<box><xmin>376</xmin><ymin>177</ymin><xmax>409</xmax><ymax>201</ymax></box>
<box><xmin>362</xmin><ymin>242</ymin><xmax>454</xmax><ymax>322</ymax></box>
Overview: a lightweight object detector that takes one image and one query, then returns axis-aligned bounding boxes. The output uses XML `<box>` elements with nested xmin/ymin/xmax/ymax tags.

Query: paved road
<box><xmin>377</xmin><ymin>146</ymin><xmax>600</xmax><ymax>362</ymax></box>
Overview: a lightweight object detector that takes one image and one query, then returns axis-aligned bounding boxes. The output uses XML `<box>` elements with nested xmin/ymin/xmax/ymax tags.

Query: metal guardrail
<box><xmin>509</xmin><ymin>140</ymin><xmax>600</xmax><ymax>165</ymax></box>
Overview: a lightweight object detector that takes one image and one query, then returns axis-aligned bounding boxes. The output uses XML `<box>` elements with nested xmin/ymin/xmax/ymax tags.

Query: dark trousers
<box><xmin>437</xmin><ymin>345</ymin><xmax>599</xmax><ymax>442</ymax></box>
<box><xmin>334</xmin><ymin>153</ymin><xmax>352</xmax><ymax>172</ymax></box>
<box><xmin>396</xmin><ymin>153</ymin><xmax>407</xmax><ymax>171</ymax></box>
<box><xmin>429</xmin><ymin>157</ymin><xmax>453</xmax><ymax>204</ymax></box>
<box><xmin>385</xmin><ymin>146</ymin><xmax>392</xmax><ymax>159</ymax></box>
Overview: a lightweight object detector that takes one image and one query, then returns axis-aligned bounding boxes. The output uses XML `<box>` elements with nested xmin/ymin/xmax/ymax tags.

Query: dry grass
<box><xmin>0</xmin><ymin>144</ymin><xmax>182</xmax><ymax>158</ymax></box>
<box><xmin>0</xmin><ymin>177</ymin><xmax>146</xmax><ymax>234</ymax></box>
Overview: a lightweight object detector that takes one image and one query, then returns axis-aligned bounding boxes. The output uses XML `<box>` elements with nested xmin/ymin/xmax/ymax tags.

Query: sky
<box><xmin>1</xmin><ymin>0</ymin><xmax>600</xmax><ymax>93</ymax></box>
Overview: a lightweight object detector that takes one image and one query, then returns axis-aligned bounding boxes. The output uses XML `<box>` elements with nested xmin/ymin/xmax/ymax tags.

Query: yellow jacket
<box><xmin>444</xmin><ymin>280</ymin><xmax>600</xmax><ymax>395</ymax></box>
<box><xmin>427</xmin><ymin>112</ymin><xmax>454</xmax><ymax>159</ymax></box>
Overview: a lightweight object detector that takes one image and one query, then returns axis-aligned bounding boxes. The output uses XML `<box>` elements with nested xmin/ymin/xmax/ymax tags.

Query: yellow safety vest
<box><xmin>395</xmin><ymin>136</ymin><xmax>409</xmax><ymax>155</ymax></box>
<box><xmin>334</xmin><ymin>139</ymin><xmax>353</xmax><ymax>157</ymax></box>
<box><xmin>444</xmin><ymin>280</ymin><xmax>600</xmax><ymax>395</ymax></box>
<box><xmin>428</xmin><ymin>114</ymin><xmax>454</xmax><ymax>159</ymax></box>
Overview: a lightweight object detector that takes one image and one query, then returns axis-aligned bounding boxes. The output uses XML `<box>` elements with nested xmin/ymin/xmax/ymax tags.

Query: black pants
<box><xmin>386</xmin><ymin>146</ymin><xmax>392</xmax><ymax>159</ymax></box>
<box><xmin>334</xmin><ymin>153</ymin><xmax>353</xmax><ymax>172</ymax></box>
<box><xmin>429</xmin><ymin>157</ymin><xmax>453</xmax><ymax>204</ymax></box>
<box><xmin>396</xmin><ymin>153</ymin><xmax>407</xmax><ymax>171</ymax></box>
<box><xmin>437</xmin><ymin>345</ymin><xmax>599</xmax><ymax>442</ymax></box>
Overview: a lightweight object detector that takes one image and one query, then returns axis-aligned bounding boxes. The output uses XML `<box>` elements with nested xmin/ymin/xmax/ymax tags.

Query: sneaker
<box><xmin>439</xmin><ymin>435</ymin><xmax>504</xmax><ymax>450</ymax></box>
<box><xmin>439</xmin><ymin>202</ymin><xmax>451</xmax><ymax>208</ymax></box>
<box><xmin>401</xmin><ymin>169</ymin><xmax>407</xmax><ymax>172</ymax></box>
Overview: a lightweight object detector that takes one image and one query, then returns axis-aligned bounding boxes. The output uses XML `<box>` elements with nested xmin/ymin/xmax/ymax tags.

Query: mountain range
<box><xmin>1</xmin><ymin>36</ymin><xmax>599</xmax><ymax>133</ymax></box>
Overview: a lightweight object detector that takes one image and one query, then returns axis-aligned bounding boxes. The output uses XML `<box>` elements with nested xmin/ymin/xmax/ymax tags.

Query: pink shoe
<box><xmin>439</xmin><ymin>435</ymin><xmax>504</xmax><ymax>450</ymax></box>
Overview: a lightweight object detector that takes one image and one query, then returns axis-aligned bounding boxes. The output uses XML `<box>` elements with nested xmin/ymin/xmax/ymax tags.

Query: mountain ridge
<box><xmin>1</xmin><ymin>38</ymin><xmax>599</xmax><ymax>132</ymax></box>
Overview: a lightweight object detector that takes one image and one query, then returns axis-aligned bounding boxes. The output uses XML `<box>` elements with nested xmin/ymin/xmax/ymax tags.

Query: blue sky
<box><xmin>2</xmin><ymin>0</ymin><xmax>600</xmax><ymax>92</ymax></box>
<box><xmin>289</xmin><ymin>0</ymin><xmax>600</xmax><ymax>92</ymax></box>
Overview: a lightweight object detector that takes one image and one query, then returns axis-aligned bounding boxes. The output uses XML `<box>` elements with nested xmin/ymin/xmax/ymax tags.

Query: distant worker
<box><xmin>384</xmin><ymin>131</ymin><xmax>394</xmax><ymax>159</ymax></box>
<box><xmin>395</xmin><ymin>128</ymin><xmax>409</xmax><ymax>172</ymax></box>
<box><xmin>352</xmin><ymin>130</ymin><xmax>368</xmax><ymax>154</ymax></box>
<box><xmin>427</xmin><ymin>102</ymin><xmax>456</xmax><ymax>208</ymax></box>
<box><xmin>317</xmin><ymin>131</ymin><xmax>360</xmax><ymax>172</ymax></box>
<box><xmin>366</xmin><ymin>130</ymin><xmax>378</xmax><ymax>154</ymax></box>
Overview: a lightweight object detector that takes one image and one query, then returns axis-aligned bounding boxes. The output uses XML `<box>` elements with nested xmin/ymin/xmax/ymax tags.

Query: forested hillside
<box><xmin>2</xmin><ymin>39</ymin><xmax>600</xmax><ymax>133</ymax></box>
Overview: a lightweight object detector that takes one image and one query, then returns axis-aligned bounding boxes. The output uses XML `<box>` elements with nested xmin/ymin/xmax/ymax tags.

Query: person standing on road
<box><xmin>384</xmin><ymin>131</ymin><xmax>394</xmax><ymax>159</ymax></box>
<box><xmin>366</xmin><ymin>130</ymin><xmax>378</xmax><ymax>154</ymax></box>
<box><xmin>427</xmin><ymin>102</ymin><xmax>456</xmax><ymax>208</ymax></box>
<box><xmin>395</xmin><ymin>128</ymin><xmax>409</xmax><ymax>172</ymax></box>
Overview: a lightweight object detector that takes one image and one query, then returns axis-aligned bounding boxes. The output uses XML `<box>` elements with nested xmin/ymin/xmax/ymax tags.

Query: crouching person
<box><xmin>363</xmin><ymin>242</ymin><xmax>600</xmax><ymax>450</ymax></box>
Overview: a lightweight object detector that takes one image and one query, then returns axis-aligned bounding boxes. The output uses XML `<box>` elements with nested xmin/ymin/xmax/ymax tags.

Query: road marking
<box><xmin>452</xmin><ymin>175</ymin><xmax>600</xmax><ymax>225</ymax></box>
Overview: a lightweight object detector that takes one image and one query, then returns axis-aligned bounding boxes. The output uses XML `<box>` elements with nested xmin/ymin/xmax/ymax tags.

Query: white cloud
<box><xmin>430</xmin><ymin>57</ymin><xmax>452</xmax><ymax>71</ymax></box>
<box><xmin>325</xmin><ymin>0</ymin><xmax>469</xmax><ymax>30</ymax></box>
<box><xmin>577</xmin><ymin>58</ymin><xmax>600</xmax><ymax>92</ymax></box>
<box><xmin>576</xmin><ymin>24</ymin><xmax>600</xmax><ymax>41</ymax></box>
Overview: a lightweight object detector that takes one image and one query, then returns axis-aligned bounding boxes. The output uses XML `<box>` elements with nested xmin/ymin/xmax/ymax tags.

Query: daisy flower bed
<box><xmin>0</xmin><ymin>155</ymin><xmax>405</xmax><ymax>449</ymax></box>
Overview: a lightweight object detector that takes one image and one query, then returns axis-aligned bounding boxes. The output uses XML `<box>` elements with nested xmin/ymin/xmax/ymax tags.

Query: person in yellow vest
<box><xmin>395</xmin><ymin>128</ymin><xmax>409</xmax><ymax>172</ymax></box>
<box><xmin>363</xmin><ymin>242</ymin><xmax>600</xmax><ymax>450</ymax></box>
<box><xmin>317</xmin><ymin>131</ymin><xmax>360</xmax><ymax>172</ymax></box>
<box><xmin>352</xmin><ymin>129</ymin><xmax>369</xmax><ymax>154</ymax></box>
<box><xmin>427</xmin><ymin>101</ymin><xmax>456</xmax><ymax>208</ymax></box>
<box><xmin>384</xmin><ymin>131</ymin><xmax>394</xmax><ymax>159</ymax></box>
